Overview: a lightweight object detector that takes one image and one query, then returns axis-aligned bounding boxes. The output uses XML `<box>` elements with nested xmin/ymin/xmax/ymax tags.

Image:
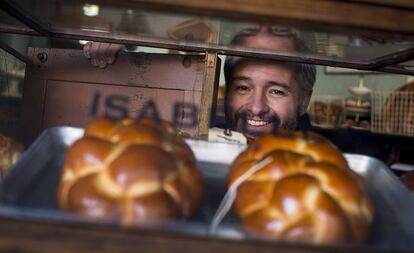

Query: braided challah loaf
<box><xmin>228</xmin><ymin>131</ymin><xmax>374</xmax><ymax>243</ymax></box>
<box><xmin>58</xmin><ymin>117</ymin><xmax>204</xmax><ymax>224</ymax></box>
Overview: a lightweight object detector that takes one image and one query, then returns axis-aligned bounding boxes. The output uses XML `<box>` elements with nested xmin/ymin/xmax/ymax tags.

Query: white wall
<box><xmin>313</xmin><ymin>66</ymin><xmax>411</xmax><ymax>97</ymax></box>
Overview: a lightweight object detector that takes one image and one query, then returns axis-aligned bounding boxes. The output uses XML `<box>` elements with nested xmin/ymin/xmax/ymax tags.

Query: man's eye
<box><xmin>235</xmin><ymin>85</ymin><xmax>251</xmax><ymax>94</ymax></box>
<box><xmin>268</xmin><ymin>89</ymin><xmax>286</xmax><ymax>96</ymax></box>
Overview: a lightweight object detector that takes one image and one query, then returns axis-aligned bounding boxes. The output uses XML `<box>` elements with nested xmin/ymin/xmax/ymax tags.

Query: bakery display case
<box><xmin>1</xmin><ymin>0</ymin><xmax>414</xmax><ymax>252</ymax></box>
<box><xmin>308</xmin><ymin>95</ymin><xmax>345</xmax><ymax>128</ymax></box>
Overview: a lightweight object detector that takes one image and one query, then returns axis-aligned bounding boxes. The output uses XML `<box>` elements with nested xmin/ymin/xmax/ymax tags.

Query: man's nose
<box><xmin>247</xmin><ymin>92</ymin><xmax>270</xmax><ymax>115</ymax></box>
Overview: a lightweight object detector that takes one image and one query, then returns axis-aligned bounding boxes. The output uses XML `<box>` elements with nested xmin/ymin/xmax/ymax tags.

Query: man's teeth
<box><xmin>246</xmin><ymin>119</ymin><xmax>269</xmax><ymax>126</ymax></box>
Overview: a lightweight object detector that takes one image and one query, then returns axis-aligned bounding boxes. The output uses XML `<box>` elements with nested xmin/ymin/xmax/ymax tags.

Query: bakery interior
<box><xmin>1</xmin><ymin>0</ymin><xmax>414</xmax><ymax>252</ymax></box>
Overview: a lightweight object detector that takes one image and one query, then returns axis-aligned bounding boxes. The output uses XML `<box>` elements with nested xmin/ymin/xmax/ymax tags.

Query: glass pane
<box><xmin>8</xmin><ymin>0</ymin><xmax>414</xmax><ymax>64</ymax></box>
<box><xmin>0</xmin><ymin>48</ymin><xmax>25</xmax><ymax>99</ymax></box>
<box><xmin>0</xmin><ymin>33</ymin><xmax>50</xmax><ymax>57</ymax></box>
<box><xmin>0</xmin><ymin>47</ymin><xmax>25</xmax><ymax>177</ymax></box>
<box><xmin>218</xmin><ymin>20</ymin><xmax>414</xmax><ymax>61</ymax></box>
<box><xmin>0</xmin><ymin>8</ymin><xmax>32</xmax><ymax>29</ymax></box>
<box><xmin>395</xmin><ymin>60</ymin><xmax>414</xmax><ymax>72</ymax></box>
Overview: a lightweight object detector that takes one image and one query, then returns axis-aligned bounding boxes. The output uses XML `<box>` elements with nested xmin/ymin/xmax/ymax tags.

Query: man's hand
<box><xmin>83</xmin><ymin>42</ymin><xmax>124</xmax><ymax>68</ymax></box>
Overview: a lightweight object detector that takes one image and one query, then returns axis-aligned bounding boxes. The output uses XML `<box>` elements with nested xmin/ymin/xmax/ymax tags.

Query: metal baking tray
<box><xmin>1</xmin><ymin>126</ymin><xmax>414</xmax><ymax>252</ymax></box>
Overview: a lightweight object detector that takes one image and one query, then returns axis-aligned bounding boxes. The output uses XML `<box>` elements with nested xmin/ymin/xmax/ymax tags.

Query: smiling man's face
<box><xmin>227</xmin><ymin>60</ymin><xmax>301</xmax><ymax>140</ymax></box>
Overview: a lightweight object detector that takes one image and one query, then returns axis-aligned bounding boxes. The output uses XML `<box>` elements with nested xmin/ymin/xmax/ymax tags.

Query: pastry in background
<box><xmin>227</xmin><ymin>131</ymin><xmax>374</xmax><ymax>244</ymax></box>
<box><xmin>58</xmin><ymin>117</ymin><xmax>204</xmax><ymax>225</ymax></box>
<box><xmin>359</xmin><ymin>120</ymin><xmax>370</xmax><ymax>129</ymax></box>
<box><xmin>309</xmin><ymin>99</ymin><xmax>344</xmax><ymax>128</ymax></box>
<box><xmin>400</xmin><ymin>171</ymin><xmax>414</xmax><ymax>194</ymax></box>
<box><xmin>342</xmin><ymin>119</ymin><xmax>356</xmax><ymax>128</ymax></box>
<box><xmin>397</xmin><ymin>81</ymin><xmax>414</xmax><ymax>92</ymax></box>
<box><xmin>383</xmin><ymin>81</ymin><xmax>414</xmax><ymax>136</ymax></box>
<box><xmin>0</xmin><ymin>133</ymin><xmax>24</xmax><ymax>178</ymax></box>
<box><xmin>342</xmin><ymin>119</ymin><xmax>370</xmax><ymax>130</ymax></box>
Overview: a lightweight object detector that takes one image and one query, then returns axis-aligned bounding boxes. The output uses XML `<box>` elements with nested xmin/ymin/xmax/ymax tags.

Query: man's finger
<box><xmin>89</xmin><ymin>42</ymin><xmax>101</xmax><ymax>64</ymax></box>
<box><xmin>96</xmin><ymin>43</ymin><xmax>110</xmax><ymax>68</ymax></box>
<box><xmin>106</xmin><ymin>57</ymin><xmax>114</xmax><ymax>65</ymax></box>
<box><xmin>98</xmin><ymin>58</ymin><xmax>107</xmax><ymax>68</ymax></box>
<box><xmin>106</xmin><ymin>44</ymin><xmax>123</xmax><ymax>65</ymax></box>
<box><xmin>83</xmin><ymin>42</ymin><xmax>122</xmax><ymax>68</ymax></box>
<box><xmin>90</xmin><ymin>58</ymin><xmax>99</xmax><ymax>67</ymax></box>
<box><xmin>83</xmin><ymin>41</ymin><xmax>92</xmax><ymax>59</ymax></box>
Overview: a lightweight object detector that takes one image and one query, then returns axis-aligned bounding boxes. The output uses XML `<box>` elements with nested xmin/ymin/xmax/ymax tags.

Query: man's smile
<box><xmin>237</xmin><ymin>116</ymin><xmax>278</xmax><ymax>140</ymax></box>
<box><xmin>246</xmin><ymin>119</ymin><xmax>271</xmax><ymax>127</ymax></box>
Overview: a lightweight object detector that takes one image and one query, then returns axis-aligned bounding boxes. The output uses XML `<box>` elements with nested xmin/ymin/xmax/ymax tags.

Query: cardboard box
<box><xmin>22</xmin><ymin>48</ymin><xmax>219</xmax><ymax>145</ymax></box>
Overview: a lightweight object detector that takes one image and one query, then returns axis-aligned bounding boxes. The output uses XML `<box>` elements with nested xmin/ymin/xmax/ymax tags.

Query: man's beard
<box><xmin>226</xmin><ymin>108</ymin><xmax>300</xmax><ymax>139</ymax></box>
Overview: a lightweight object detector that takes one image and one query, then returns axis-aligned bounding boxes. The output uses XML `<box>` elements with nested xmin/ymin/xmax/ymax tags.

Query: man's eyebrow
<box><xmin>231</xmin><ymin>76</ymin><xmax>251</xmax><ymax>82</ymax></box>
<box><xmin>267</xmin><ymin>81</ymin><xmax>291</xmax><ymax>90</ymax></box>
<box><xmin>231</xmin><ymin>77</ymin><xmax>292</xmax><ymax>90</ymax></box>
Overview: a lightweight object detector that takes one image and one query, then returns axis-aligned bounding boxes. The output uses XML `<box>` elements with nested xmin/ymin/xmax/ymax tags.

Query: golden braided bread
<box><xmin>58</xmin><ymin>117</ymin><xmax>204</xmax><ymax>224</ymax></box>
<box><xmin>228</xmin><ymin>131</ymin><xmax>374</xmax><ymax>244</ymax></box>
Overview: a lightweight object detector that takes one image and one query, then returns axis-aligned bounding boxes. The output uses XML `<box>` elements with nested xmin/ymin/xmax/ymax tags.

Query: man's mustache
<box><xmin>234</xmin><ymin>112</ymin><xmax>281</xmax><ymax>134</ymax></box>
